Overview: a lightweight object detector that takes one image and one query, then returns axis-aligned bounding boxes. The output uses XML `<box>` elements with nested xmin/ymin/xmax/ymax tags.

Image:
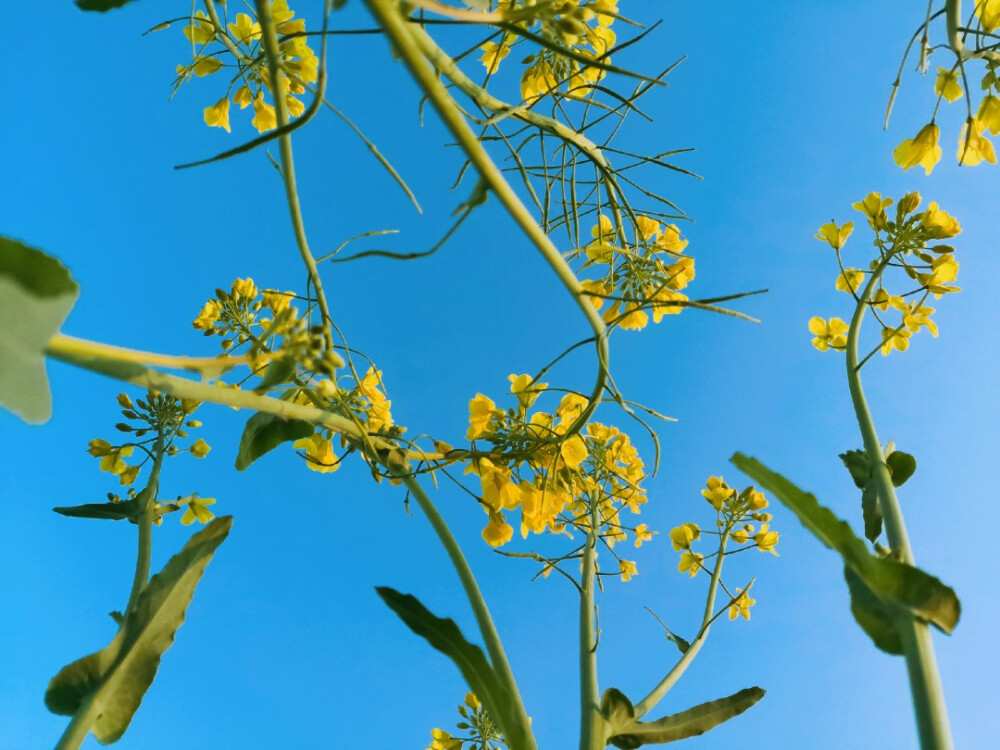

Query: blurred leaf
<box><xmin>839</xmin><ymin>449</ymin><xmax>871</xmax><ymax>489</ymax></box>
<box><xmin>605</xmin><ymin>687</ymin><xmax>764</xmax><ymax>748</ymax></box>
<box><xmin>53</xmin><ymin>499</ymin><xmax>141</xmax><ymax>522</ymax></box>
<box><xmin>731</xmin><ymin>454</ymin><xmax>960</xmax><ymax>634</ymax></box>
<box><xmin>234</xmin><ymin>412</ymin><xmax>314</xmax><ymax>471</ymax></box>
<box><xmin>376</xmin><ymin>587</ymin><xmax>533</xmax><ymax>750</ymax></box>
<box><xmin>887</xmin><ymin>451</ymin><xmax>917</xmax><ymax>487</ymax></box>
<box><xmin>255</xmin><ymin>357</ymin><xmax>295</xmax><ymax>392</ymax></box>
<box><xmin>861</xmin><ymin>483</ymin><xmax>882</xmax><ymax>542</ymax></box>
<box><xmin>844</xmin><ymin>565</ymin><xmax>903</xmax><ymax>655</ymax></box>
<box><xmin>46</xmin><ymin>517</ymin><xmax>232</xmax><ymax>743</ymax></box>
<box><xmin>0</xmin><ymin>238</ymin><xmax>78</xmax><ymax>424</ymax></box>
<box><xmin>75</xmin><ymin>0</ymin><xmax>136</xmax><ymax>10</ymax></box>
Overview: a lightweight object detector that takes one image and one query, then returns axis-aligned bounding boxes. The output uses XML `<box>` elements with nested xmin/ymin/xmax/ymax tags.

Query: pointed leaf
<box><xmin>731</xmin><ymin>454</ymin><xmax>960</xmax><ymax>634</ymax></box>
<box><xmin>886</xmin><ymin>451</ymin><xmax>917</xmax><ymax>487</ymax></box>
<box><xmin>839</xmin><ymin>449</ymin><xmax>871</xmax><ymax>489</ymax></box>
<box><xmin>255</xmin><ymin>356</ymin><xmax>296</xmax><ymax>392</ymax></box>
<box><xmin>235</xmin><ymin>412</ymin><xmax>314</xmax><ymax>471</ymax></box>
<box><xmin>46</xmin><ymin>517</ymin><xmax>232</xmax><ymax>743</ymax></box>
<box><xmin>861</xmin><ymin>483</ymin><xmax>882</xmax><ymax>542</ymax></box>
<box><xmin>0</xmin><ymin>238</ymin><xmax>78</xmax><ymax>424</ymax></box>
<box><xmin>844</xmin><ymin>565</ymin><xmax>903</xmax><ymax>655</ymax></box>
<box><xmin>53</xmin><ymin>499</ymin><xmax>141</xmax><ymax>522</ymax></box>
<box><xmin>376</xmin><ymin>587</ymin><xmax>532</xmax><ymax>750</ymax></box>
<box><xmin>608</xmin><ymin>687</ymin><xmax>765</xmax><ymax>748</ymax></box>
<box><xmin>75</xmin><ymin>0</ymin><xmax>136</xmax><ymax>10</ymax></box>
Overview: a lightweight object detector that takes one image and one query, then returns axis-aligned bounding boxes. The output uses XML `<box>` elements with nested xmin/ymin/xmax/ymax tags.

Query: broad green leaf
<box><xmin>839</xmin><ymin>449</ymin><xmax>871</xmax><ymax>489</ymax></box>
<box><xmin>53</xmin><ymin>499</ymin><xmax>141</xmax><ymax>522</ymax></box>
<box><xmin>887</xmin><ymin>451</ymin><xmax>917</xmax><ymax>487</ymax></box>
<box><xmin>844</xmin><ymin>565</ymin><xmax>903</xmax><ymax>655</ymax></box>
<box><xmin>605</xmin><ymin>687</ymin><xmax>764</xmax><ymax>748</ymax></box>
<box><xmin>46</xmin><ymin>517</ymin><xmax>232</xmax><ymax>743</ymax></box>
<box><xmin>861</xmin><ymin>483</ymin><xmax>882</xmax><ymax>542</ymax></box>
<box><xmin>731</xmin><ymin>454</ymin><xmax>960</xmax><ymax>635</ymax></box>
<box><xmin>376</xmin><ymin>587</ymin><xmax>532</xmax><ymax>750</ymax></box>
<box><xmin>75</xmin><ymin>0</ymin><xmax>136</xmax><ymax>11</ymax></box>
<box><xmin>234</xmin><ymin>412</ymin><xmax>314</xmax><ymax>471</ymax></box>
<box><xmin>0</xmin><ymin>238</ymin><xmax>79</xmax><ymax>424</ymax></box>
<box><xmin>255</xmin><ymin>356</ymin><xmax>296</xmax><ymax>392</ymax></box>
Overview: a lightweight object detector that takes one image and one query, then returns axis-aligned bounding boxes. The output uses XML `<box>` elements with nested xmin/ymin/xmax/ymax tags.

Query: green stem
<box><xmin>847</xmin><ymin>260</ymin><xmax>952</xmax><ymax>750</ymax></box>
<box><xmin>54</xmin><ymin>693</ymin><xmax>99</xmax><ymax>750</ymax></box>
<box><xmin>124</xmin><ymin>437</ymin><xmax>165</xmax><ymax>617</ymax></box>
<box><xmin>400</xmin><ymin>475</ymin><xmax>536</xmax><ymax>750</ymax></box>
<box><xmin>633</xmin><ymin>527</ymin><xmax>729</xmax><ymax>719</ymax></box>
<box><xmin>578</xmin><ymin>493</ymin><xmax>601</xmax><ymax>750</ymax></box>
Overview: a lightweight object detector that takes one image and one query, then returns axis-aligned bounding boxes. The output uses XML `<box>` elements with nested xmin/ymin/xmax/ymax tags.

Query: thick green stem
<box><xmin>124</xmin><ymin>438</ymin><xmax>165</xmax><ymax>617</ymax></box>
<box><xmin>633</xmin><ymin>528</ymin><xmax>729</xmax><ymax>719</ymax></box>
<box><xmin>578</xmin><ymin>494</ymin><xmax>602</xmax><ymax>750</ymax></box>
<box><xmin>847</xmin><ymin>261</ymin><xmax>952</xmax><ymax>750</ymax></box>
<box><xmin>400</xmin><ymin>475</ymin><xmax>536</xmax><ymax>750</ymax></box>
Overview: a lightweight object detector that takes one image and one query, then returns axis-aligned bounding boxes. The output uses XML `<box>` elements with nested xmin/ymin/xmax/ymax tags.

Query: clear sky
<box><xmin>1</xmin><ymin>2</ymin><xmax>997</xmax><ymax>749</ymax></box>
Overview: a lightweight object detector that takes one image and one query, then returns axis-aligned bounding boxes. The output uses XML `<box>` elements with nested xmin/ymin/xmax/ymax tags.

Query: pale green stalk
<box><xmin>847</xmin><ymin>258</ymin><xmax>952</xmax><ymax>750</ymax></box>
<box><xmin>633</xmin><ymin>527</ymin><xmax>729</xmax><ymax>719</ymax></box>
<box><xmin>578</xmin><ymin>493</ymin><xmax>601</xmax><ymax>750</ymax></box>
<box><xmin>945</xmin><ymin>0</ymin><xmax>1000</xmax><ymax>60</ymax></box>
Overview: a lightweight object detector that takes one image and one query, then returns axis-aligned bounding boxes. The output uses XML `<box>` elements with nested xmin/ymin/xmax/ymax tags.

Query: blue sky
<box><xmin>1</xmin><ymin>2</ymin><xmax>997</xmax><ymax>748</ymax></box>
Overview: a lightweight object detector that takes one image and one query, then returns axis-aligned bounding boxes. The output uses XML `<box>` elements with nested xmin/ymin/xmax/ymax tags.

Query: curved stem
<box><xmin>124</xmin><ymin>435</ymin><xmax>165</xmax><ymax>617</ymax></box>
<box><xmin>846</xmin><ymin>260</ymin><xmax>952</xmax><ymax>750</ymax></box>
<box><xmin>578</xmin><ymin>493</ymin><xmax>601</xmax><ymax>750</ymax></box>
<box><xmin>400</xmin><ymin>475</ymin><xmax>536</xmax><ymax>750</ymax></box>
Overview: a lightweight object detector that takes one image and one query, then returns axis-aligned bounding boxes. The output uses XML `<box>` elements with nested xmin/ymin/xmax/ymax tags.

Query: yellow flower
<box><xmin>180</xmin><ymin>496</ymin><xmax>216</xmax><ymax>525</ymax></box>
<box><xmin>617</xmin><ymin>304</ymin><xmax>649</xmax><ymax>331</ymax></box>
<box><xmin>228</xmin><ymin>13</ymin><xmax>262</xmax><ymax>45</ymax></box>
<box><xmin>835</xmin><ymin>268</ymin><xmax>864</xmax><ymax>294</ymax></box>
<box><xmin>588</xmin><ymin>25</ymin><xmax>616</xmax><ymax>55</ymax></box>
<box><xmin>480</xmin><ymin>40</ymin><xmax>510</xmax><ymax>74</ymax></box>
<box><xmin>815</xmin><ymin>221</ymin><xmax>854</xmax><ymax>250</ymax></box>
<box><xmin>252</xmin><ymin>92</ymin><xmax>277</xmax><ymax>133</ymax></box>
<box><xmin>635</xmin><ymin>215</ymin><xmax>660</xmax><ymax>241</ymax></box>
<box><xmin>732</xmin><ymin>527</ymin><xmax>750</xmax><ymax>544</ymax></box>
<box><xmin>852</xmin><ymin>192</ymin><xmax>893</xmax><ymax>227</ymax></box>
<box><xmin>117</xmin><ymin>393</ymin><xmax>134</xmax><ymax>410</ymax></box>
<box><xmin>934</xmin><ymin>67</ymin><xmax>963</xmax><ymax>103</ymax></box>
<box><xmin>508</xmin><ymin>373</ymin><xmax>547</xmax><ymax>409</ymax></box>
<box><xmin>920</xmin><ymin>201</ymin><xmax>962</xmax><ymax>239</ymax></box>
<box><xmin>428</xmin><ymin>728</ymin><xmax>463</xmax><ymax>750</ymax></box>
<box><xmin>192</xmin><ymin>56</ymin><xmax>223</xmax><ymax>77</ymax></box>
<box><xmin>669</xmin><ymin>522</ymin><xmax>700</xmax><ymax>551</ymax></box>
<box><xmin>880</xmin><ymin>326</ymin><xmax>912</xmax><ymax>355</ymax></box>
<box><xmin>293</xmin><ymin>434</ymin><xmax>339</xmax><ymax>472</ymax></box>
<box><xmin>754</xmin><ymin>524</ymin><xmax>780</xmax><ymax>555</ymax></box>
<box><xmin>957</xmin><ymin>120</ymin><xmax>997</xmax><ymax>166</ymax></box>
<box><xmin>729</xmin><ymin>588</ymin><xmax>755</xmax><ymax>620</ymax></box>
<box><xmin>977</xmin><ymin>94</ymin><xmax>1000</xmax><ymax>135</ymax></box>
<box><xmin>190</xmin><ymin>438</ymin><xmax>211</xmax><ymax>458</ymax></box>
<box><xmin>521</xmin><ymin>61</ymin><xmax>558</xmax><ymax>101</ymax></box>
<box><xmin>594</xmin><ymin>0</ymin><xmax>618</xmax><ymax>26</ymax></box>
<box><xmin>555</xmin><ymin>392</ymin><xmax>589</xmax><ymax>430</ymax></box>
<box><xmin>231</xmin><ymin>277</ymin><xmax>258</xmax><ymax>300</ymax></box>
<box><xmin>262</xmin><ymin>289</ymin><xmax>294</xmax><ymax>313</ymax></box>
<box><xmin>976</xmin><ymin>0</ymin><xmax>1000</xmax><ymax>31</ymax></box>
<box><xmin>619</xmin><ymin>559</ymin><xmax>638</xmax><ymax>582</ymax></box>
<box><xmin>918</xmin><ymin>254</ymin><xmax>960</xmax><ymax>296</ymax></box>
<box><xmin>808</xmin><ymin>316</ymin><xmax>849</xmax><ymax>352</ymax></box>
<box><xmin>655</xmin><ymin>224</ymin><xmax>688</xmax><ymax>253</ymax></box>
<box><xmin>701</xmin><ymin>477</ymin><xmax>735</xmax><ymax>511</ymax></box>
<box><xmin>467</xmin><ymin>393</ymin><xmax>502</xmax><ymax>439</ymax></box>
<box><xmin>203</xmin><ymin>97</ymin><xmax>231</xmax><ymax>133</ymax></box>
<box><xmin>650</xmin><ymin>289</ymin><xmax>687</xmax><ymax>322</ymax></box>
<box><xmin>678</xmin><ymin>551</ymin><xmax>703</xmax><ymax>578</ymax></box>
<box><xmin>580</xmin><ymin>279</ymin><xmax>611</xmax><ymax>311</ymax></box>
<box><xmin>904</xmin><ymin>304</ymin><xmax>938</xmax><ymax>337</ymax></box>
<box><xmin>893</xmin><ymin>123</ymin><xmax>942</xmax><ymax>174</ymax></box>
<box><xmin>193</xmin><ymin>299</ymin><xmax>222</xmax><ymax>331</ymax></box>
<box><xmin>634</xmin><ymin>523</ymin><xmax>654</xmax><ymax>547</ymax></box>
<box><xmin>286</xmin><ymin>95</ymin><xmax>305</xmax><ymax>118</ymax></box>
<box><xmin>119</xmin><ymin>465</ymin><xmax>141</xmax><ymax>486</ymax></box>
<box><xmin>183</xmin><ymin>10</ymin><xmax>215</xmax><ymax>45</ymax></box>
<box><xmin>746</xmin><ymin>489</ymin><xmax>768</xmax><ymax>510</ymax></box>
<box><xmin>234</xmin><ymin>86</ymin><xmax>254</xmax><ymax>110</ymax></box>
<box><xmin>464</xmin><ymin>692</ymin><xmax>480</xmax><ymax>711</ymax></box>
<box><xmin>482</xmin><ymin>510</ymin><xmax>514</xmax><ymax>547</ymax></box>
<box><xmin>559</xmin><ymin>434</ymin><xmax>588</xmax><ymax>469</ymax></box>
<box><xmin>96</xmin><ymin>444</ymin><xmax>133</xmax><ymax>475</ymax></box>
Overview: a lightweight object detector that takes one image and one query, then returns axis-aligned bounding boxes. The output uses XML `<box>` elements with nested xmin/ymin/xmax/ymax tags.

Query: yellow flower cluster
<box><xmin>477</xmin><ymin>0</ymin><xmax>619</xmax><ymax>101</ymax></box>
<box><xmin>425</xmin><ymin>692</ymin><xmax>502</xmax><ymax>750</ymax></box>
<box><xmin>175</xmin><ymin>0</ymin><xmax>318</xmax><ymax>134</ymax></box>
<box><xmin>464</xmin><ymin>378</ymin><xmax>647</xmax><ymax>557</ymax></box>
<box><xmin>810</xmin><ymin>192</ymin><xmax>961</xmax><ymax>356</ymax></box>
<box><xmin>579</xmin><ymin>214</ymin><xmax>694</xmax><ymax>332</ymax></box>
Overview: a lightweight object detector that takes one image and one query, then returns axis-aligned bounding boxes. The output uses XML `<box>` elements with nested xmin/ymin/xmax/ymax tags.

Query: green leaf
<box><xmin>46</xmin><ymin>517</ymin><xmax>232</xmax><ymax>743</ymax></box>
<box><xmin>887</xmin><ymin>451</ymin><xmax>917</xmax><ymax>487</ymax></box>
<box><xmin>844</xmin><ymin>565</ymin><xmax>903</xmax><ymax>655</ymax></box>
<box><xmin>0</xmin><ymin>238</ymin><xmax>79</xmax><ymax>424</ymax></box>
<box><xmin>605</xmin><ymin>687</ymin><xmax>765</xmax><ymax>748</ymax></box>
<box><xmin>839</xmin><ymin>449</ymin><xmax>871</xmax><ymax>489</ymax></box>
<box><xmin>234</xmin><ymin>412</ymin><xmax>314</xmax><ymax>471</ymax></box>
<box><xmin>861</xmin><ymin>483</ymin><xmax>882</xmax><ymax>542</ymax></box>
<box><xmin>75</xmin><ymin>0</ymin><xmax>136</xmax><ymax>11</ymax></box>
<box><xmin>375</xmin><ymin>587</ymin><xmax>532</xmax><ymax>750</ymax></box>
<box><xmin>731</xmin><ymin>454</ymin><xmax>960</xmax><ymax>636</ymax></box>
<box><xmin>53</xmin><ymin>499</ymin><xmax>141</xmax><ymax>522</ymax></box>
<box><xmin>255</xmin><ymin>356</ymin><xmax>296</xmax><ymax>392</ymax></box>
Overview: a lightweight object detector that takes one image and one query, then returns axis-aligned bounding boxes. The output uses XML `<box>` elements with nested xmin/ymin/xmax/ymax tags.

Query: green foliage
<box><xmin>235</xmin><ymin>412</ymin><xmax>314</xmax><ymax>471</ymax></box>
<box><xmin>0</xmin><ymin>238</ymin><xmax>78</xmax><ymax>424</ymax></box>
<box><xmin>53</xmin><ymin>499</ymin><xmax>142</xmax><ymax>523</ymax></box>
<box><xmin>730</xmin><ymin>454</ymin><xmax>960</xmax><ymax>637</ymax></box>
<box><xmin>886</xmin><ymin>450</ymin><xmax>917</xmax><ymax>487</ymax></box>
<box><xmin>861</xmin><ymin>483</ymin><xmax>882</xmax><ymax>543</ymax></box>
<box><xmin>75</xmin><ymin>0</ymin><xmax>136</xmax><ymax>11</ymax></box>
<box><xmin>601</xmin><ymin>686</ymin><xmax>765</xmax><ymax>748</ymax></box>
<box><xmin>46</xmin><ymin>517</ymin><xmax>232</xmax><ymax>743</ymax></box>
<box><xmin>375</xmin><ymin>587</ymin><xmax>532</xmax><ymax>750</ymax></box>
<box><xmin>844</xmin><ymin>565</ymin><xmax>904</xmax><ymax>655</ymax></box>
